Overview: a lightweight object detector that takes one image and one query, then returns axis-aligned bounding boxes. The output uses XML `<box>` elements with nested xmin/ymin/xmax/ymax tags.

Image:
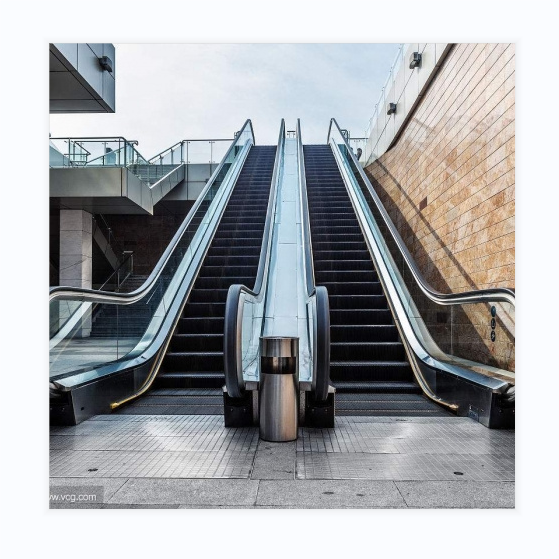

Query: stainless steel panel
<box><xmin>261</xmin><ymin>337</ymin><xmax>299</xmax><ymax>358</ymax></box>
<box><xmin>259</xmin><ymin>337</ymin><xmax>299</xmax><ymax>442</ymax></box>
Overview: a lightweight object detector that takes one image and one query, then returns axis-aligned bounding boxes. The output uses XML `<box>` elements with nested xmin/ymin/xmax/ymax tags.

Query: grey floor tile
<box><xmin>250</xmin><ymin>441</ymin><xmax>296</xmax><ymax>479</ymax></box>
<box><xmin>107</xmin><ymin>478</ymin><xmax>260</xmax><ymax>506</ymax></box>
<box><xmin>256</xmin><ymin>480</ymin><xmax>406</xmax><ymax>508</ymax></box>
<box><xmin>395</xmin><ymin>481</ymin><xmax>515</xmax><ymax>508</ymax></box>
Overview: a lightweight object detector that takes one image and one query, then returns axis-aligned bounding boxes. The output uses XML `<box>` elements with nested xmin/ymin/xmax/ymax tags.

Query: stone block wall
<box><xmin>364</xmin><ymin>43</ymin><xmax>515</xmax><ymax>371</ymax></box>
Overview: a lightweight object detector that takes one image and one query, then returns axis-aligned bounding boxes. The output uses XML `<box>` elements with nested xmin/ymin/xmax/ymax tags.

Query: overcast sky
<box><xmin>50</xmin><ymin>43</ymin><xmax>400</xmax><ymax>158</ymax></box>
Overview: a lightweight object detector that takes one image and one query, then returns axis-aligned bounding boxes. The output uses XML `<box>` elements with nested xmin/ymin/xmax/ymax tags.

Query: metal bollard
<box><xmin>259</xmin><ymin>337</ymin><xmax>299</xmax><ymax>442</ymax></box>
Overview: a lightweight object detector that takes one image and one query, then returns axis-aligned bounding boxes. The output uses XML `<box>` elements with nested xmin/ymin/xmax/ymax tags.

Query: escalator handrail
<box><xmin>296</xmin><ymin>118</ymin><xmax>330</xmax><ymax>402</ymax></box>
<box><xmin>296</xmin><ymin>119</ymin><xmax>317</xmax><ymax>299</ymax></box>
<box><xmin>224</xmin><ymin>120</ymin><xmax>285</xmax><ymax>399</ymax></box>
<box><xmin>327</xmin><ymin>118</ymin><xmax>515</xmax><ymax>308</ymax></box>
<box><xmin>49</xmin><ymin>119</ymin><xmax>255</xmax><ymax>306</ymax></box>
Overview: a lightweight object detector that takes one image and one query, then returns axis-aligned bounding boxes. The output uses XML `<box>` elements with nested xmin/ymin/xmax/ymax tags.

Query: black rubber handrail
<box><xmin>296</xmin><ymin>119</ymin><xmax>330</xmax><ymax>402</ymax></box>
<box><xmin>224</xmin><ymin>120</ymin><xmax>285</xmax><ymax>399</ymax></box>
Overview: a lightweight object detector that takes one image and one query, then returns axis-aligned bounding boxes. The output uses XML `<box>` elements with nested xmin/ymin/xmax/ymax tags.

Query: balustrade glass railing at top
<box><xmin>50</xmin><ymin>137</ymin><xmax>149</xmax><ymax>168</ymax></box>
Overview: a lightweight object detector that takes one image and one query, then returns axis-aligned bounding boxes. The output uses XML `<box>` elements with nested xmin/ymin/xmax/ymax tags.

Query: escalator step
<box><xmin>332</xmin><ymin>381</ymin><xmax>420</xmax><ymax>393</ymax></box>
<box><xmin>331</xmin><ymin>342</ymin><xmax>406</xmax><ymax>361</ymax></box>
<box><xmin>331</xmin><ymin>325</ymin><xmax>399</xmax><ymax>341</ymax></box>
<box><xmin>328</xmin><ymin>294</ymin><xmax>388</xmax><ymax>310</ymax></box>
<box><xmin>155</xmin><ymin>372</ymin><xmax>225</xmax><ymax>389</ymax></box>
<box><xmin>170</xmin><ymin>334</ymin><xmax>223</xmax><ymax>352</ymax></box>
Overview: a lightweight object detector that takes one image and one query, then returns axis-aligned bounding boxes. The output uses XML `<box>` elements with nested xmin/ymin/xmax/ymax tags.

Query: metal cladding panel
<box><xmin>50</xmin><ymin>99</ymin><xmax>106</xmax><ymax>112</ymax></box>
<box><xmin>49</xmin><ymin>168</ymin><xmax>153</xmax><ymax>214</ymax></box>
<box><xmin>49</xmin><ymin>50</ymin><xmax>67</xmax><ymax>71</ymax></box>
<box><xmin>49</xmin><ymin>43</ymin><xmax>115</xmax><ymax>113</ymax></box>
<box><xmin>103</xmin><ymin>69</ymin><xmax>116</xmax><ymax>110</ymax></box>
<box><xmin>87</xmin><ymin>43</ymin><xmax>104</xmax><ymax>57</ymax></box>
<box><xmin>77</xmin><ymin>43</ymin><xmax>104</xmax><ymax>99</ymax></box>
<box><xmin>103</xmin><ymin>43</ymin><xmax>116</xmax><ymax>75</ymax></box>
<box><xmin>417</xmin><ymin>43</ymin><xmax>436</xmax><ymax>92</ymax></box>
<box><xmin>404</xmin><ymin>68</ymin><xmax>419</xmax><ymax>119</ymax></box>
<box><xmin>52</xmin><ymin>43</ymin><xmax>78</xmax><ymax>69</ymax></box>
<box><xmin>50</xmin><ymin>167</ymin><xmax>123</xmax><ymax>197</ymax></box>
<box><xmin>50</xmin><ymin>72</ymin><xmax>95</xmax><ymax>100</ymax></box>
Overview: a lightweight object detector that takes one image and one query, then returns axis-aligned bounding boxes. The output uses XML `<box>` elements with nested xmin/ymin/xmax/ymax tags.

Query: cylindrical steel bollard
<box><xmin>259</xmin><ymin>337</ymin><xmax>299</xmax><ymax>442</ymax></box>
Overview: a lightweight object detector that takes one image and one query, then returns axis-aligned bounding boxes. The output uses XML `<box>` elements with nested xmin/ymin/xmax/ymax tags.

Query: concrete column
<box><xmin>59</xmin><ymin>210</ymin><xmax>92</xmax><ymax>336</ymax></box>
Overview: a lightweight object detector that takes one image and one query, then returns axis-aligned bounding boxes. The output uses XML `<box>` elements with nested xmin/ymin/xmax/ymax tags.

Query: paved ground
<box><xmin>50</xmin><ymin>414</ymin><xmax>514</xmax><ymax>508</ymax></box>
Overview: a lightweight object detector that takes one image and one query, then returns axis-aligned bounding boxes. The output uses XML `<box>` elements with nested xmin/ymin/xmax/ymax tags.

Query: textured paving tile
<box><xmin>107</xmin><ymin>478</ymin><xmax>259</xmax><ymax>506</ymax></box>
<box><xmin>256</xmin><ymin>480</ymin><xmax>406</xmax><ymax>508</ymax></box>
<box><xmin>295</xmin><ymin>417</ymin><xmax>514</xmax><ymax>482</ymax></box>
<box><xmin>297</xmin><ymin>452</ymin><xmax>514</xmax><ymax>481</ymax></box>
<box><xmin>50</xmin><ymin>449</ymin><xmax>255</xmax><ymax>478</ymax></box>
<box><xmin>395</xmin><ymin>481</ymin><xmax>515</xmax><ymax>508</ymax></box>
<box><xmin>250</xmin><ymin>441</ymin><xmax>296</xmax><ymax>479</ymax></box>
<box><xmin>297</xmin><ymin>417</ymin><xmax>514</xmax><ymax>455</ymax></box>
<box><xmin>50</xmin><ymin>415</ymin><xmax>259</xmax><ymax>479</ymax></box>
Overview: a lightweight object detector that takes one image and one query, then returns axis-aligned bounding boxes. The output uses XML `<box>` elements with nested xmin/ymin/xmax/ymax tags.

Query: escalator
<box><xmin>304</xmin><ymin>144</ymin><xmax>448</xmax><ymax>416</ymax></box>
<box><xmin>49</xmin><ymin>120</ymin><xmax>280</xmax><ymax>424</ymax></box>
<box><xmin>116</xmin><ymin>146</ymin><xmax>277</xmax><ymax>414</ymax></box>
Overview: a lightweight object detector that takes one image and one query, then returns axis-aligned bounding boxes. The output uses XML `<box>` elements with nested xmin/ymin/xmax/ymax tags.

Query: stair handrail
<box><xmin>296</xmin><ymin>119</ymin><xmax>330</xmax><ymax>402</ymax></box>
<box><xmin>49</xmin><ymin>120</ymin><xmax>255</xmax><ymax>306</ymax></box>
<box><xmin>223</xmin><ymin>120</ymin><xmax>285</xmax><ymax>398</ymax></box>
<box><xmin>327</xmin><ymin>118</ymin><xmax>515</xmax><ymax>308</ymax></box>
